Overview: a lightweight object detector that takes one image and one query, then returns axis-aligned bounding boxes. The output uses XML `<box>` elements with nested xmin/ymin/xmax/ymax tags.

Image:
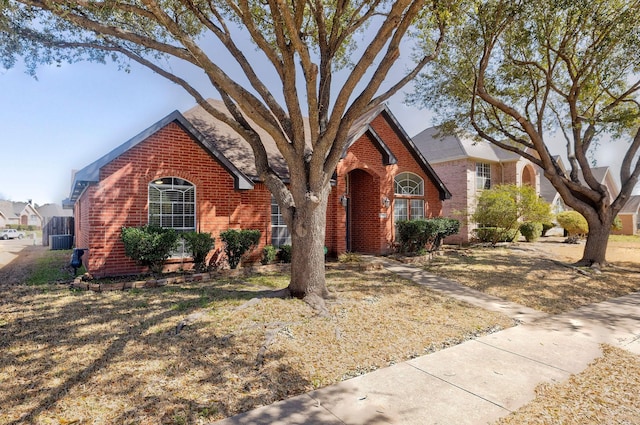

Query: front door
<box><xmin>346</xmin><ymin>169</ymin><xmax>378</xmax><ymax>253</ymax></box>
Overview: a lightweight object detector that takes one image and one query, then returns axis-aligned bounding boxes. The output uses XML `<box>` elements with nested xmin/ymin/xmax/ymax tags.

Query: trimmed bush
<box><xmin>519</xmin><ymin>222</ymin><xmax>543</xmax><ymax>242</ymax></box>
<box><xmin>430</xmin><ymin>217</ymin><xmax>461</xmax><ymax>249</ymax></box>
<box><xmin>556</xmin><ymin>211</ymin><xmax>588</xmax><ymax>237</ymax></box>
<box><xmin>182</xmin><ymin>231</ymin><xmax>215</xmax><ymax>272</ymax></box>
<box><xmin>541</xmin><ymin>222</ymin><xmax>555</xmax><ymax>237</ymax></box>
<box><xmin>278</xmin><ymin>245</ymin><xmax>292</xmax><ymax>263</ymax></box>
<box><xmin>473</xmin><ymin>227</ymin><xmax>520</xmax><ymax>244</ymax></box>
<box><xmin>261</xmin><ymin>245</ymin><xmax>277</xmax><ymax>265</ymax></box>
<box><xmin>219</xmin><ymin>229</ymin><xmax>261</xmax><ymax>269</ymax></box>
<box><xmin>121</xmin><ymin>225</ymin><xmax>179</xmax><ymax>274</ymax></box>
<box><xmin>396</xmin><ymin>217</ymin><xmax>460</xmax><ymax>253</ymax></box>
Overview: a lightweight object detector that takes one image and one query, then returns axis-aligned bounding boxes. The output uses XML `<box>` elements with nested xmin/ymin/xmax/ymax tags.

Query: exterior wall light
<box><xmin>381</xmin><ymin>196</ymin><xmax>391</xmax><ymax>208</ymax></box>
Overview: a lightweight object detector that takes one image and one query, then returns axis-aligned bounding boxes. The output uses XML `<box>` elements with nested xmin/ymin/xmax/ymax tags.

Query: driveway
<box><xmin>0</xmin><ymin>237</ymin><xmax>39</xmax><ymax>269</ymax></box>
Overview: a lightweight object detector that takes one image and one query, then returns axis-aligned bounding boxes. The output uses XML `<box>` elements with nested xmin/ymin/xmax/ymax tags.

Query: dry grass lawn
<box><xmin>420</xmin><ymin>235</ymin><xmax>640</xmax><ymax>424</ymax></box>
<box><xmin>0</xmin><ymin>260</ymin><xmax>512</xmax><ymax>424</ymax></box>
<box><xmin>423</xmin><ymin>236</ymin><xmax>640</xmax><ymax>314</ymax></box>
<box><xmin>496</xmin><ymin>345</ymin><xmax>640</xmax><ymax>425</ymax></box>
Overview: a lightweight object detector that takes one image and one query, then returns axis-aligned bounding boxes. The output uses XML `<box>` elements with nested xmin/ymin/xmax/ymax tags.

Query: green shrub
<box><xmin>396</xmin><ymin>220</ymin><xmax>432</xmax><ymax>253</ymax></box>
<box><xmin>219</xmin><ymin>229</ymin><xmax>261</xmax><ymax>269</ymax></box>
<box><xmin>182</xmin><ymin>231</ymin><xmax>215</xmax><ymax>272</ymax></box>
<box><xmin>121</xmin><ymin>225</ymin><xmax>179</xmax><ymax>274</ymax></box>
<box><xmin>541</xmin><ymin>221</ymin><xmax>555</xmax><ymax>237</ymax></box>
<box><xmin>261</xmin><ymin>245</ymin><xmax>277</xmax><ymax>265</ymax></box>
<box><xmin>278</xmin><ymin>244</ymin><xmax>292</xmax><ymax>263</ymax></box>
<box><xmin>472</xmin><ymin>185</ymin><xmax>552</xmax><ymax>243</ymax></box>
<box><xmin>396</xmin><ymin>217</ymin><xmax>460</xmax><ymax>254</ymax></box>
<box><xmin>556</xmin><ymin>211</ymin><xmax>588</xmax><ymax>237</ymax></box>
<box><xmin>430</xmin><ymin>217</ymin><xmax>461</xmax><ymax>249</ymax></box>
<box><xmin>612</xmin><ymin>216</ymin><xmax>622</xmax><ymax>231</ymax></box>
<box><xmin>473</xmin><ymin>227</ymin><xmax>520</xmax><ymax>244</ymax></box>
<box><xmin>519</xmin><ymin>222</ymin><xmax>543</xmax><ymax>242</ymax></box>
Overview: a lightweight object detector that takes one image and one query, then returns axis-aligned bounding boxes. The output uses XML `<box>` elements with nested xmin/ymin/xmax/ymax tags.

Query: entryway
<box><xmin>346</xmin><ymin>169</ymin><xmax>379</xmax><ymax>253</ymax></box>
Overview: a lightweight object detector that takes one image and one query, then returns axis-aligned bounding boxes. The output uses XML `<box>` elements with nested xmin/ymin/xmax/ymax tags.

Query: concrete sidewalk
<box><xmin>213</xmin><ymin>261</ymin><xmax>640</xmax><ymax>425</ymax></box>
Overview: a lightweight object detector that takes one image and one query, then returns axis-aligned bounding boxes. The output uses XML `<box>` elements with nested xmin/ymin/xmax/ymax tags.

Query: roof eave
<box><xmin>382</xmin><ymin>107</ymin><xmax>452</xmax><ymax>200</ymax></box>
<box><xmin>67</xmin><ymin>111</ymin><xmax>255</xmax><ymax>204</ymax></box>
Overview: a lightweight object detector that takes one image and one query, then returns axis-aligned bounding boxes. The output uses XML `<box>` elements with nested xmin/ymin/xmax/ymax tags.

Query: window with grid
<box><xmin>148</xmin><ymin>177</ymin><xmax>196</xmax><ymax>231</ymax></box>
<box><xmin>394</xmin><ymin>172</ymin><xmax>425</xmax><ymax>221</ymax></box>
<box><xmin>394</xmin><ymin>172</ymin><xmax>424</xmax><ymax>196</ymax></box>
<box><xmin>476</xmin><ymin>163</ymin><xmax>491</xmax><ymax>190</ymax></box>
<box><xmin>271</xmin><ymin>196</ymin><xmax>291</xmax><ymax>247</ymax></box>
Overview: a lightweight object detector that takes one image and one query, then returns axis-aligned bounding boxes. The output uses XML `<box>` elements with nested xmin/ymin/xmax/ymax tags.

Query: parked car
<box><xmin>0</xmin><ymin>229</ymin><xmax>25</xmax><ymax>240</ymax></box>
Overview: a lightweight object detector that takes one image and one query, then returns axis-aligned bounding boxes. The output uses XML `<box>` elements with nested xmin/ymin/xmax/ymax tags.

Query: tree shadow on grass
<box><xmin>0</xmin><ymin>280</ymin><xmax>316</xmax><ymax>424</ymax></box>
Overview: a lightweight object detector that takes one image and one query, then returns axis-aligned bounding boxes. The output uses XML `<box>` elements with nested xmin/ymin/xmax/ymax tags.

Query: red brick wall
<box><xmin>79</xmin><ymin>122</ymin><xmax>271</xmax><ymax>277</ymax></box>
<box><xmin>333</xmin><ymin>113</ymin><xmax>444</xmax><ymax>254</ymax></box>
<box><xmin>78</xmin><ymin>112</ymin><xmax>445</xmax><ymax>276</ymax></box>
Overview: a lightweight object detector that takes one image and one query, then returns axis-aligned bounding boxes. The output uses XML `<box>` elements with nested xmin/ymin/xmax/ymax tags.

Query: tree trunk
<box><xmin>287</xmin><ymin>194</ymin><xmax>330</xmax><ymax>313</ymax></box>
<box><xmin>577</xmin><ymin>216</ymin><xmax>612</xmax><ymax>269</ymax></box>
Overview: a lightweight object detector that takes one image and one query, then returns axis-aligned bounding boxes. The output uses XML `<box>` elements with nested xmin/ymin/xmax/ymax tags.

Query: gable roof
<box><xmin>577</xmin><ymin>166</ymin><xmax>619</xmax><ymax>198</ymax></box>
<box><xmin>184</xmin><ymin>101</ymin><xmax>451</xmax><ymax>200</ymax></box>
<box><xmin>37</xmin><ymin>203</ymin><xmax>74</xmax><ymax>218</ymax></box>
<box><xmin>67</xmin><ymin>100</ymin><xmax>451</xmax><ymax>203</ymax></box>
<box><xmin>67</xmin><ymin>110</ymin><xmax>255</xmax><ymax>203</ymax></box>
<box><xmin>0</xmin><ymin>200</ymin><xmax>14</xmax><ymax>220</ymax></box>
<box><xmin>412</xmin><ymin>127</ymin><xmax>522</xmax><ymax>164</ymax></box>
<box><xmin>619</xmin><ymin>195</ymin><xmax>640</xmax><ymax>214</ymax></box>
<box><xmin>341</xmin><ymin>103</ymin><xmax>397</xmax><ymax>166</ymax></box>
<box><xmin>379</xmin><ymin>107</ymin><xmax>451</xmax><ymax>200</ymax></box>
<box><xmin>0</xmin><ymin>200</ymin><xmax>41</xmax><ymax>220</ymax></box>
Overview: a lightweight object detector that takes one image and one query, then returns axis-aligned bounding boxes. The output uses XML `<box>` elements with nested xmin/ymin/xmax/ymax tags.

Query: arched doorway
<box><xmin>346</xmin><ymin>169</ymin><xmax>379</xmax><ymax>253</ymax></box>
<box><xmin>522</xmin><ymin>165</ymin><xmax>535</xmax><ymax>187</ymax></box>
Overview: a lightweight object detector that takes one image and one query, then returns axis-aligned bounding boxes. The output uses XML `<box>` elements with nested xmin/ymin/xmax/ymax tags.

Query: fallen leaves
<box><xmin>0</xmin><ymin>266</ymin><xmax>512</xmax><ymax>424</ymax></box>
<box><xmin>496</xmin><ymin>345</ymin><xmax>640</xmax><ymax>425</ymax></box>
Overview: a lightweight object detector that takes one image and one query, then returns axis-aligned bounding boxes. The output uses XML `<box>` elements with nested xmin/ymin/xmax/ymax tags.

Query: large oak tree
<box><xmin>1</xmin><ymin>0</ymin><xmax>455</xmax><ymax>310</ymax></box>
<box><xmin>411</xmin><ymin>0</ymin><xmax>640</xmax><ymax>268</ymax></box>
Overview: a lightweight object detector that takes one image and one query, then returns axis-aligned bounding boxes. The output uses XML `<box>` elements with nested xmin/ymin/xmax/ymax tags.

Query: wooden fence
<box><xmin>42</xmin><ymin>216</ymin><xmax>74</xmax><ymax>247</ymax></box>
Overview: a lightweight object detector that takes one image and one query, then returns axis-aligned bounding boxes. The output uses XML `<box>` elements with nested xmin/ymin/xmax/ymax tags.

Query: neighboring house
<box><xmin>539</xmin><ymin>156</ymin><xmax>568</xmax><ymax>216</ymax></box>
<box><xmin>37</xmin><ymin>203</ymin><xmax>75</xmax><ymax>247</ymax></box>
<box><xmin>614</xmin><ymin>195</ymin><xmax>640</xmax><ymax>236</ymax></box>
<box><xmin>65</xmin><ymin>100</ymin><xmax>450</xmax><ymax>277</ymax></box>
<box><xmin>0</xmin><ymin>200</ymin><xmax>43</xmax><ymax>229</ymax></box>
<box><xmin>577</xmin><ymin>166</ymin><xmax>620</xmax><ymax>202</ymax></box>
<box><xmin>37</xmin><ymin>203</ymin><xmax>74</xmax><ymax>227</ymax></box>
<box><xmin>412</xmin><ymin>128</ymin><xmax>540</xmax><ymax>243</ymax></box>
<box><xmin>541</xmin><ymin>163</ymin><xmax>633</xmax><ymax>234</ymax></box>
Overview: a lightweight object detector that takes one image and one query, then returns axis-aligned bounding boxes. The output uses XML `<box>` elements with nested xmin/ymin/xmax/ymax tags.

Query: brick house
<box><xmin>616</xmin><ymin>195</ymin><xmax>640</xmax><ymax>235</ymax></box>
<box><xmin>0</xmin><ymin>200</ymin><xmax>42</xmax><ymax>229</ymax></box>
<box><xmin>412</xmin><ymin>127</ymin><xmax>540</xmax><ymax>243</ymax></box>
<box><xmin>66</xmin><ymin>100</ymin><xmax>450</xmax><ymax>277</ymax></box>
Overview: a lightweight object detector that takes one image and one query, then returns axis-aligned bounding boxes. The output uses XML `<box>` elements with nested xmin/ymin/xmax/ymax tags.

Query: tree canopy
<box><xmin>1</xmin><ymin>0</ymin><xmax>457</xmax><ymax>307</ymax></box>
<box><xmin>410</xmin><ymin>0</ymin><xmax>640</xmax><ymax>266</ymax></box>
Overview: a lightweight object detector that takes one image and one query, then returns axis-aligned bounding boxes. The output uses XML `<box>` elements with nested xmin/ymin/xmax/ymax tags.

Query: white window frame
<box><xmin>394</xmin><ymin>172</ymin><xmax>426</xmax><ymax>221</ymax></box>
<box><xmin>271</xmin><ymin>196</ymin><xmax>291</xmax><ymax>247</ymax></box>
<box><xmin>148</xmin><ymin>177</ymin><xmax>196</xmax><ymax>231</ymax></box>
<box><xmin>476</xmin><ymin>163</ymin><xmax>491</xmax><ymax>191</ymax></box>
<box><xmin>148</xmin><ymin>177</ymin><xmax>196</xmax><ymax>258</ymax></box>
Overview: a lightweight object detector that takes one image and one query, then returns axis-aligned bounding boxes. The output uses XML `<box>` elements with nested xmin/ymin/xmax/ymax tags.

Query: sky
<box><xmin>0</xmin><ymin>56</ymin><xmax>636</xmax><ymax>206</ymax></box>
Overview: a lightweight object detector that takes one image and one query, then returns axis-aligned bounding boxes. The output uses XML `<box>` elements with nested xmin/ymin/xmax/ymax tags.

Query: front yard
<box><xmin>1</xmin><ymin>235</ymin><xmax>638</xmax><ymax>424</ymax></box>
<box><xmin>423</xmin><ymin>235</ymin><xmax>640</xmax><ymax>314</ymax></box>
<box><xmin>0</xmin><ymin>259</ymin><xmax>511</xmax><ymax>424</ymax></box>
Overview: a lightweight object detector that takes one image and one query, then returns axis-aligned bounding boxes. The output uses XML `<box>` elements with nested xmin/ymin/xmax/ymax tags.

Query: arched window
<box><xmin>148</xmin><ymin>177</ymin><xmax>196</xmax><ymax>231</ymax></box>
<box><xmin>394</xmin><ymin>172</ymin><xmax>424</xmax><ymax>196</ymax></box>
<box><xmin>394</xmin><ymin>172</ymin><xmax>425</xmax><ymax>222</ymax></box>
